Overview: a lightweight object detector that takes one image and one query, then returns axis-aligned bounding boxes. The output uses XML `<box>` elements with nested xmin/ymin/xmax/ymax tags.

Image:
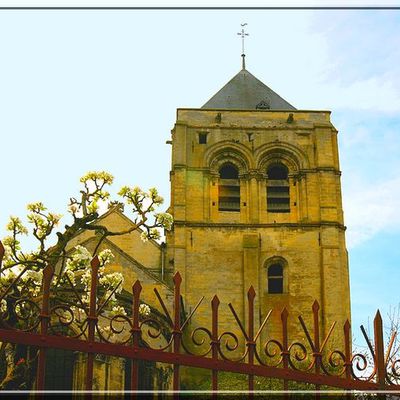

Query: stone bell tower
<box><xmin>166</xmin><ymin>61</ymin><xmax>350</xmax><ymax>342</ymax></box>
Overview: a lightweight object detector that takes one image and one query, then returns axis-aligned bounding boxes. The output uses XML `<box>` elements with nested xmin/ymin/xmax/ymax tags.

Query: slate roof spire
<box><xmin>202</xmin><ymin>69</ymin><xmax>296</xmax><ymax>111</ymax></box>
<box><xmin>201</xmin><ymin>23</ymin><xmax>295</xmax><ymax>110</ymax></box>
<box><xmin>202</xmin><ymin>23</ymin><xmax>295</xmax><ymax>111</ymax></box>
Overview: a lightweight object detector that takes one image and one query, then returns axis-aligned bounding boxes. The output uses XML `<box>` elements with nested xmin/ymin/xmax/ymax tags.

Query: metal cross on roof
<box><xmin>237</xmin><ymin>23</ymin><xmax>249</xmax><ymax>69</ymax></box>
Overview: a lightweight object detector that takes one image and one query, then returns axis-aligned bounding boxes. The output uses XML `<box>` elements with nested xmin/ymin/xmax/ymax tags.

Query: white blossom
<box><xmin>6</xmin><ymin>216</ymin><xmax>28</xmax><ymax>235</ymax></box>
<box><xmin>98</xmin><ymin>249</ymin><xmax>114</xmax><ymax>266</ymax></box>
<box><xmin>25</xmin><ymin>270</ymin><xmax>42</xmax><ymax>286</ymax></box>
<box><xmin>66</xmin><ymin>245</ymin><xmax>92</xmax><ymax>272</ymax></box>
<box><xmin>0</xmin><ymin>299</ymin><xmax>7</xmax><ymax>314</ymax></box>
<box><xmin>81</xmin><ymin>294</ymin><xmax>89</xmax><ymax>305</ymax></box>
<box><xmin>99</xmin><ymin>272</ymin><xmax>123</xmax><ymax>292</ymax></box>
<box><xmin>139</xmin><ymin>303</ymin><xmax>151</xmax><ymax>317</ymax></box>
<box><xmin>87</xmin><ymin>201</ymin><xmax>99</xmax><ymax>214</ymax></box>
<box><xmin>80</xmin><ymin>171</ymin><xmax>114</xmax><ymax>185</ymax></box>
<box><xmin>149</xmin><ymin>228</ymin><xmax>161</xmax><ymax>241</ymax></box>
<box><xmin>155</xmin><ymin>212</ymin><xmax>173</xmax><ymax>230</ymax></box>
<box><xmin>110</xmin><ymin>305</ymin><xmax>127</xmax><ymax>317</ymax></box>
<box><xmin>74</xmin><ymin>245</ymin><xmax>91</xmax><ymax>262</ymax></box>
<box><xmin>64</xmin><ymin>269</ymin><xmax>75</xmax><ymax>285</ymax></box>
<box><xmin>140</xmin><ymin>231</ymin><xmax>149</xmax><ymax>242</ymax></box>
<box><xmin>80</xmin><ymin>268</ymin><xmax>92</xmax><ymax>289</ymax></box>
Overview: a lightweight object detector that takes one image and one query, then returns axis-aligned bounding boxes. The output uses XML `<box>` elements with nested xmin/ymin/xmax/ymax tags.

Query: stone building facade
<box><xmin>68</xmin><ymin>64</ymin><xmax>351</xmax><ymax>390</ymax></box>
<box><xmin>166</xmin><ymin>67</ymin><xmax>350</xmax><ymax>343</ymax></box>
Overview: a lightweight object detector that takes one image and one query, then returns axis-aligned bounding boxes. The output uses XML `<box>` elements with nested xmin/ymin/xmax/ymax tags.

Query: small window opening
<box><xmin>199</xmin><ymin>133</ymin><xmax>207</xmax><ymax>144</ymax></box>
<box><xmin>267</xmin><ymin>163</ymin><xmax>290</xmax><ymax>213</ymax></box>
<box><xmin>268</xmin><ymin>263</ymin><xmax>283</xmax><ymax>294</ymax></box>
<box><xmin>219</xmin><ymin>163</ymin><xmax>240</xmax><ymax>212</ymax></box>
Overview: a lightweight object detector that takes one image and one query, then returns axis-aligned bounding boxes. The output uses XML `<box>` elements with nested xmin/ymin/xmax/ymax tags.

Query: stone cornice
<box><xmin>171</xmin><ymin>165</ymin><xmax>342</xmax><ymax>176</ymax></box>
<box><xmin>177</xmin><ymin>108</ymin><xmax>332</xmax><ymax>114</ymax></box>
<box><xmin>173</xmin><ymin>221</ymin><xmax>346</xmax><ymax>231</ymax></box>
<box><xmin>175</xmin><ymin>123</ymin><xmax>320</xmax><ymax>131</ymax></box>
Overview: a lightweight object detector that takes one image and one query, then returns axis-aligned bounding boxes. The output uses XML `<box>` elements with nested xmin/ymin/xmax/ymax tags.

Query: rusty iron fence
<box><xmin>0</xmin><ymin>243</ymin><xmax>399</xmax><ymax>398</ymax></box>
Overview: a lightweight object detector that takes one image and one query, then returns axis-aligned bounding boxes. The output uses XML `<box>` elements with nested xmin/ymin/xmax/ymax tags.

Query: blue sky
<box><xmin>0</xmin><ymin>9</ymin><xmax>399</xmax><ymax>346</ymax></box>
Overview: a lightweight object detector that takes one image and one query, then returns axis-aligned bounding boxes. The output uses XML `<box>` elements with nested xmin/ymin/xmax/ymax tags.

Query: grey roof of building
<box><xmin>201</xmin><ymin>68</ymin><xmax>296</xmax><ymax>110</ymax></box>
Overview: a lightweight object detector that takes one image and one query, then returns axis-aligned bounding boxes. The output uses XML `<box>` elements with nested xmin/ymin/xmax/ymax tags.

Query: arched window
<box><xmin>268</xmin><ymin>263</ymin><xmax>284</xmax><ymax>294</ymax></box>
<box><xmin>218</xmin><ymin>163</ymin><xmax>240</xmax><ymax>212</ymax></box>
<box><xmin>267</xmin><ymin>163</ymin><xmax>290</xmax><ymax>213</ymax></box>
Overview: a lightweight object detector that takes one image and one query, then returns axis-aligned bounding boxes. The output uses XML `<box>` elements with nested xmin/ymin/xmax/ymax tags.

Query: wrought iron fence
<box><xmin>0</xmin><ymin>242</ymin><xmax>399</xmax><ymax>398</ymax></box>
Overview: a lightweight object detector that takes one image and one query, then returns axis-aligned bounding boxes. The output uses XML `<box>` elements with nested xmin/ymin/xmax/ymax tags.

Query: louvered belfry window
<box><xmin>219</xmin><ymin>164</ymin><xmax>240</xmax><ymax>212</ymax></box>
<box><xmin>267</xmin><ymin>163</ymin><xmax>290</xmax><ymax>213</ymax></box>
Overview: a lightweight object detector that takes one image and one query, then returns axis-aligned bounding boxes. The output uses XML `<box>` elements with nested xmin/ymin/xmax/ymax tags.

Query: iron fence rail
<box><xmin>0</xmin><ymin>245</ymin><xmax>399</xmax><ymax>398</ymax></box>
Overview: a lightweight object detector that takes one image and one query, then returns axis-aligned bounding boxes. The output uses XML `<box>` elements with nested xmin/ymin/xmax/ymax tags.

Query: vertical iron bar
<box><xmin>85</xmin><ymin>256</ymin><xmax>99</xmax><ymax>393</ymax></box>
<box><xmin>36</xmin><ymin>265</ymin><xmax>53</xmax><ymax>392</ymax></box>
<box><xmin>374</xmin><ymin>310</ymin><xmax>386</xmax><ymax>399</ymax></box>
<box><xmin>312</xmin><ymin>301</ymin><xmax>321</xmax><ymax>400</ymax></box>
<box><xmin>130</xmin><ymin>280</ymin><xmax>142</xmax><ymax>400</ymax></box>
<box><xmin>247</xmin><ymin>286</ymin><xmax>256</xmax><ymax>399</ymax></box>
<box><xmin>211</xmin><ymin>295</ymin><xmax>220</xmax><ymax>398</ymax></box>
<box><xmin>344</xmin><ymin>320</ymin><xmax>352</xmax><ymax>400</ymax></box>
<box><xmin>173</xmin><ymin>272</ymin><xmax>182</xmax><ymax>399</ymax></box>
<box><xmin>281</xmin><ymin>308</ymin><xmax>289</xmax><ymax>400</ymax></box>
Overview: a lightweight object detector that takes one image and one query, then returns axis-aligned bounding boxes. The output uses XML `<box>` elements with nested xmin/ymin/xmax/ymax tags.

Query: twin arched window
<box><xmin>217</xmin><ymin>161</ymin><xmax>291</xmax><ymax>213</ymax></box>
<box><xmin>218</xmin><ymin>163</ymin><xmax>240</xmax><ymax>212</ymax></box>
<box><xmin>266</xmin><ymin>163</ymin><xmax>290</xmax><ymax>213</ymax></box>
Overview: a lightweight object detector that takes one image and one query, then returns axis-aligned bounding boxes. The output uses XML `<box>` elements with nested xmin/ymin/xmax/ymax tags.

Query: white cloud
<box><xmin>284</xmin><ymin>63</ymin><xmax>400</xmax><ymax>114</ymax></box>
<box><xmin>291</xmin><ymin>12</ymin><xmax>400</xmax><ymax>113</ymax></box>
<box><xmin>337</xmin><ymin>110</ymin><xmax>400</xmax><ymax>249</ymax></box>
<box><xmin>321</xmin><ymin>75</ymin><xmax>400</xmax><ymax>113</ymax></box>
<box><xmin>343</xmin><ymin>176</ymin><xmax>400</xmax><ymax>248</ymax></box>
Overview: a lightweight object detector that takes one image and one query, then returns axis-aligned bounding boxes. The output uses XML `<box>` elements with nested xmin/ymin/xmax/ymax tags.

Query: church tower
<box><xmin>166</xmin><ymin>61</ymin><xmax>350</xmax><ymax>342</ymax></box>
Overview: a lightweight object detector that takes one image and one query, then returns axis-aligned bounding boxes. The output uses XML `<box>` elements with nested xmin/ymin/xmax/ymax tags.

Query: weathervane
<box><xmin>237</xmin><ymin>23</ymin><xmax>249</xmax><ymax>70</ymax></box>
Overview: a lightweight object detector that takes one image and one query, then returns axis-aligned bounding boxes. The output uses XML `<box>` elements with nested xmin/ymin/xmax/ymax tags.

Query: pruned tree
<box><xmin>1</xmin><ymin>171</ymin><xmax>172</xmax><ymax>273</ymax></box>
<box><xmin>0</xmin><ymin>171</ymin><xmax>173</xmax><ymax>389</ymax></box>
